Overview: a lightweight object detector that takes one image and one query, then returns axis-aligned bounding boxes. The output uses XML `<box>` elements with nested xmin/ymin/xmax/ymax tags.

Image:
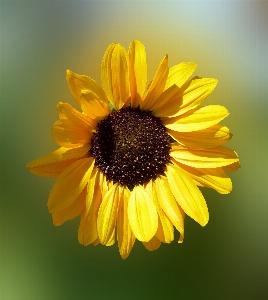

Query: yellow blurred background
<box><xmin>1</xmin><ymin>1</ymin><xmax>267</xmax><ymax>299</ymax></box>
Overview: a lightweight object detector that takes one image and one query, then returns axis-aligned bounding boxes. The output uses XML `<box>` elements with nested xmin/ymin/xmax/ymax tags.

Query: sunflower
<box><xmin>27</xmin><ymin>40</ymin><xmax>240</xmax><ymax>259</ymax></box>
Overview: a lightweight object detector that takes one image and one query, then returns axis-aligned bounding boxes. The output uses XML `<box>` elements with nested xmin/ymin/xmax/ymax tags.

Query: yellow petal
<box><xmin>107</xmin><ymin>180</ymin><xmax>114</xmax><ymax>190</ymax></box>
<box><xmin>97</xmin><ymin>183</ymin><xmax>120</xmax><ymax>245</ymax></box>
<box><xmin>167</xmin><ymin>125</ymin><xmax>232</xmax><ymax>148</ymax></box>
<box><xmin>101</xmin><ymin>43</ymin><xmax>129</xmax><ymax>110</ymax></box>
<box><xmin>140</xmin><ymin>55</ymin><xmax>168</xmax><ymax>110</ymax></box>
<box><xmin>163</xmin><ymin>105</ymin><xmax>229</xmax><ymax>132</ymax></box>
<box><xmin>176</xmin><ymin>78</ymin><xmax>218</xmax><ymax>116</ymax></box>
<box><xmin>153</xmin><ymin>176</ymin><xmax>184</xmax><ymax>239</ymax></box>
<box><xmin>164</xmin><ymin>62</ymin><xmax>197</xmax><ymax>90</ymax></box>
<box><xmin>170</xmin><ymin>144</ymin><xmax>239</xmax><ymax>168</ymax></box>
<box><xmin>78</xmin><ymin>209</ymin><xmax>97</xmax><ymax>246</ymax></box>
<box><xmin>166</xmin><ymin>162</ymin><xmax>209</xmax><ymax>226</ymax></box>
<box><xmin>66</xmin><ymin>69</ymin><xmax>108</xmax><ymax>105</ymax></box>
<box><xmin>52</xmin><ymin>119</ymin><xmax>93</xmax><ymax>148</ymax></box>
<box><xmin>47</xmin><ymin>157</ymin><xmax>94</xmax><ymax>212</ymax></box>
<box><xmin>57</xmin><ymin>102</ymin><xmax>95</xmax><ymax>127</ymax></box>
<box><xmin>99</xmin><ymin>171</ymin><xmax>108</xmax><ymax>198</ymax></box>
<box><xmin>150</xmin><ymin>84</ymin><xmax>180</xmax><ymax>112</ymax></box>
<box><xmin>80</xmin><ymin>90</ymin><xmax>111</xmax><ymax>120</ymax></box>
<box><xmin>155</xmin><ymin>215</ymin><xmax>174</xmax><ymax>243</ymax></box>
<box><xmin>117</xmin><ymin>186</ymin><xmax>135</xmax><ymax>260</ymax></box>
<box><xmin>78</xmin><ymin>209</ymin><xmax>88</xmax><ymax>245</ymax></box>
<box><xmin>129</xmin><ymin>40</ymin><xmax>147</xmax><ymax>108</ymax></box>
<box><xmin>143</xmin><ymin>236</ymin><xmax>161</xmax><ymax>251</ymax></box>
<box><xmin>223</xmin><ymin>160</ymin><xmax>241</xmax><ymax>172</ymax></box>
<box><xmin>52</xmin><ymin>186</ymin><xmax>87</xmax><ymax>226</ymax></box>
<box><xmin>145</xmin><ymin>180</ymin><xmax>174</xmax><ymax>243</ymax></box>
<box><xmin>128</xmin><ymin>185</ymin><xmax>158</xmax><ymax>242</ymax></box>
<box><xmin>156</xmin><ymin>78</ymin><xmax>218</xmax><ymax>118</ymax></box>
<box><xmin>178</xmin><ymin>163</ymin><xmax>232</xmax><ymax>194</ymax></box>
<box><xmin>26</xmin><ymin>145</ymin><xmax>90</xmax><ymax>177</ymax></box>
<box><xmin>93</xmin><ymin>238</ymin><xmax>100</xmax><ymax>246</ymax></box>
<box><xmin>54</xmin><ymin>102</ymin><xmax>95</xmax><ymax>147</ymax></box>
<box><xmin>101</xmin><ymin>43</ymin><xmax>116</xmax><ymax>106</ymax></box>
<box><xmin>105</xmin><ymin>229</ymin><xmax>115</xmax><ymax>246</ymax></box>
<box><xmin>78</xmin><ymin>182</ymin><xmax>102</xmax><ymax>246</ymax></box>
<box><xmin>85</xmin><ymin>167</ymin><xmax>99</xmax><ymax>214</ymax></box>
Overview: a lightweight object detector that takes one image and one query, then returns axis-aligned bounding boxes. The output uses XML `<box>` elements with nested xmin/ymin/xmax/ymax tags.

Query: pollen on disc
<box><xmin>90</xmin><ymin>107</ymin><xmax>171</xmax><ymax>188</ymax></box>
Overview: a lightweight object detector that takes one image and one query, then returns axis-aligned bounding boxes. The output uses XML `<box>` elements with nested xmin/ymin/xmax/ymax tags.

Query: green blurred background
<box><xmin>1</xmin><ymin>1</ymin><xmax>267</xmax><ymax>299</ymax></box>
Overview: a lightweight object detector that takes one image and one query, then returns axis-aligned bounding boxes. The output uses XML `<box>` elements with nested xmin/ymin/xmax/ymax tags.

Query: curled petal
<box><xmin>52</xmin><ymin>119</ymin><xmax>93</xmax><ymax>148</ymax></box>
<box><xmin>53</xmin><ymin>103</ymin><xmax>94</xmax><ymax>148</ymax></box>
<box><xmin>57</xmin><ymin>102</ymin><xmax>95</xmax><ymax>127</ymax></box>
<box><xmin>66</xmin><ymin>69</ymin><xmax>108</xmax><ymax>105</ymax></box>
<box><xmin>80</xmin><ymin>90</ymin><xmax>111</xmax><ymax>120</ymax></box>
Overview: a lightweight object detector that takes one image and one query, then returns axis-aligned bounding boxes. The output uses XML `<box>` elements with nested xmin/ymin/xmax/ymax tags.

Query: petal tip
<box><xmin>187</xmin><ymin>62</ymin><xmax>197</xmax><ymax>68</ymax></box>
<box><xmin>52</xmin><ymin>215</ymin><xmax>62</xmax><ymax>227</ymax></box>
<box><xmin>213</xmin><ymin>78</ymin><xmax>219</xmax><ymax>87</ymax></box>
<box><xmin>178</xmin><ymin>234</ymin><xmax>184</xmax><ymax>243</ymax></box>
<box><xmin>200</xmin><ymin>215</ymin><xmax>209</xmax><ymax>227</ymax></box>
<box><xmin>66</xmin><ymin>69</ymin><xmax>73</xmax><ymax>79</ymax></box>
<box><xmin>47</xmin><ymin>202</ymin><xmax>53</xmax><ymax>213</ymax></box>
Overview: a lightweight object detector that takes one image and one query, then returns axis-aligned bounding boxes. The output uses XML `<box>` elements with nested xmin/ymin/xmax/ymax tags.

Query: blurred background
<box><xmin>1</xmin><ymin>0</ymin><xmax>267</xmax><ymax>299</ymax></box>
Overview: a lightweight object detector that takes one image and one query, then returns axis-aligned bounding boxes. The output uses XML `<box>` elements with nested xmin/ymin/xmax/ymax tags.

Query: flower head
<box><xmin>27</xmin><ymin>40</ymin><xmax>240</xmax><ymax>259</ymax></box>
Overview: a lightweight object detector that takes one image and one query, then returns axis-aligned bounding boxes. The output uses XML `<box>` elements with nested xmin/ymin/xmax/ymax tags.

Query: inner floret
<box><xmin>90</xmin><ymin>107</ymin><xmax>171</xmax><ymax>188</ymax></box>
